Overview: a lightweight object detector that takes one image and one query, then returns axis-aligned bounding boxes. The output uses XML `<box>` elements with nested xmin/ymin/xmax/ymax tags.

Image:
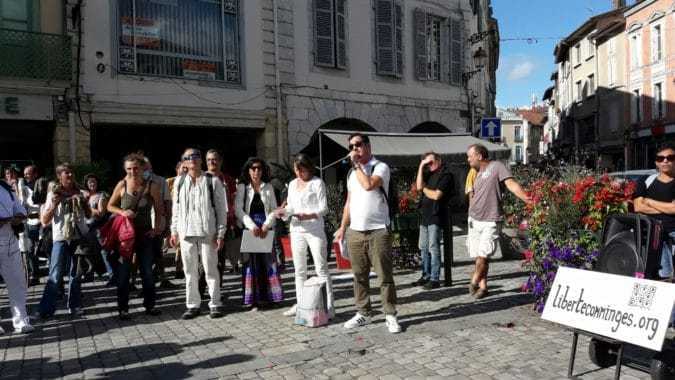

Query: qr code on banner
<box><xmin>628</xmin><ymin>283</ymin><xmax>657</xmax><ymax>310</ymax></box>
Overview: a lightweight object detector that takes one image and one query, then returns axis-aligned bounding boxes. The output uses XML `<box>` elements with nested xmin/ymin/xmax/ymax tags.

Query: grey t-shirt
<box><xmin>468</xmin><ymin>161</ymin><xmax>512</xmax><ymax>222</ymax></box>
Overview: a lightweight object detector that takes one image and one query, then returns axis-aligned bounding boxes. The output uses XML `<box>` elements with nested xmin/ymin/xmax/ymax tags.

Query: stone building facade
<box><xmin>27</xmin><ymin>0</ymin><xmax>498</xmax><ymax>173</ymax></box>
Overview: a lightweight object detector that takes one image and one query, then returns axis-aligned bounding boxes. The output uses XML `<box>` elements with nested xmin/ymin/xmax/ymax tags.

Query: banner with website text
<box><xmin>542</xmin><ymin>267</ymin><xmax>675</xmax><ymax>351</ymax></box>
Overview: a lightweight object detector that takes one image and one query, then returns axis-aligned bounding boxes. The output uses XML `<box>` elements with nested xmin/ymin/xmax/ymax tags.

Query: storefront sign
<box><xmin>182</xmin><ymin>60</ymin><xmax>217</xmax><ymax>80</ymax></box>
<box><xmin>0</xmin><ymin>94</ymin><xmax>53</xmax><ymax>121</ymax></box>
<box><xmin>121</xmin><ymin>16</ymin><xmax>161</xmax><ymax>48</ymax></box>
<box><xmin>542</xmin><ymin>267</ymin><xmax>675</xmax><ymax>351</ymax></box>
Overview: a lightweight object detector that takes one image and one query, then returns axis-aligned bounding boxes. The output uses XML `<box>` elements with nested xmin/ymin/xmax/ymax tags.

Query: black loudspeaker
<box><xmin>595</xmin><ymin>213</ymin><xmax>663</xmax><ymax>279</ymax></box>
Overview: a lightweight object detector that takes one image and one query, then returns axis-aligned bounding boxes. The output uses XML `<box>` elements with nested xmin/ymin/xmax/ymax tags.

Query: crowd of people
<box><xmin>0</xmin><ymin>135</ymin><xmax>534</xmax><ymax>335</ymax></box>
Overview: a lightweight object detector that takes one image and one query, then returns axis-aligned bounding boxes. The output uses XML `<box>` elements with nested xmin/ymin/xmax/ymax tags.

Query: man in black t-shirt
<box><xmin>413</xmin><ymin>152</ymin><xmax>454</xmax><ymax>289</ymax></box>
<box><xmin>634</xmin><ymin>144</ymin><xmax>675</xmax><ymax>328</ymax></box>
<box><xmin>634</xmin><ymin>144</ymin><xmax>675</xmax><ymax>280</ymax></box>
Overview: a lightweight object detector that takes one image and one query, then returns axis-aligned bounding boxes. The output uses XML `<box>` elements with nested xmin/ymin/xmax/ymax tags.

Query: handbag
<box><xmin>294</xmin><ymin>277</ymin><xmax>329</xmax><ymax>327</ymax></box>
<box><xmin>74</xmin><ymin>223</ymin><xmax>99</xmax><ymax>256</ymax></box>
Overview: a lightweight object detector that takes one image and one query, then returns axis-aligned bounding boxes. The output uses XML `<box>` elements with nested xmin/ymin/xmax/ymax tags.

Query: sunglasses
<box><xmin>348</xmin><ymin>141</ymin><xmax>364</xmax><ymax>151</ymax></box>
<box><xmin>250</xmin><ymin>165</ymin><xmax>263</xmax><ymax>171</ymax></box>
<box><xmin>182</xmin><ymin>153</ymin><xmax>201</xmax><ymax>161</ymax></box>
<box><xmin>656</xmin><ymin>154</ymin><xmax>675</xmax><ymax>163</ymax></box>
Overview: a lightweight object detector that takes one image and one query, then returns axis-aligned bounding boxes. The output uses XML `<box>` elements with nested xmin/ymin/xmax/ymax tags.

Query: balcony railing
<box><xmin>0</xmin><ymin>28</ymin><xmax>72</xmax><ymax>82</ymax></box>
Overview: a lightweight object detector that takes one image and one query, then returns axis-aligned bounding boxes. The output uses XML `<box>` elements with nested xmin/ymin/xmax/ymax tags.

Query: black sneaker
<box><xmin>145</xmin><ymin>308</ymin><xmax>162</xmax><ymax>316</ymax></box>
<box><xmin>182</xmin><ymin>308</ymin><xmax>200</xmax><ymax>320</ymax></box>
<box><xmin>412</xmin><ymin>276</ymin><xmax>428</xmax><ymax>286</ymax></box>
<box><xmin>423</xmin><ymin>281</ymin><xmax>440</xmax><ymax>290</ymax></box>
<box><xmin>209</xmin><ymin>308</ymin><xmax>224</xmax><ymax>319</ymax></box>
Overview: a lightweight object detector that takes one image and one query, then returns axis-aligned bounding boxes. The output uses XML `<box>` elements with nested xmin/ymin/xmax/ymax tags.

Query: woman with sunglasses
<box><xmin>274</xmin><ymin>154</ymin><xmax>334</xmax><ymax>318</ymax></box>
<box><xmin>107</xmin><ymin>153</ymin><xmax>164</xmax><ymax>320</ymax></box>
<box><xmin>235</xmin><ymin>157</ymin><xmax>283</xmax><ymax>309</ymax></box>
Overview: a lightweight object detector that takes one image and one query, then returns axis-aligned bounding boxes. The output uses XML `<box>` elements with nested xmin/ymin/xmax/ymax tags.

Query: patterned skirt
<box><xmin>242</xmin><ymin>251</ymin><xmax>283</xmax><ymax>305</ymax></box>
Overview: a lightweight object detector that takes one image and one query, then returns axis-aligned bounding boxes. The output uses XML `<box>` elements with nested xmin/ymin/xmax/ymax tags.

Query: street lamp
<box><xmin>462</xmin><ymin>47</ymin><xmax>488</xmax><ymax>82</ymax></box>
<box><xmin>463</xmin><ymin>47</ymin><xmax>488</xmax><ymax>135</ymax></box>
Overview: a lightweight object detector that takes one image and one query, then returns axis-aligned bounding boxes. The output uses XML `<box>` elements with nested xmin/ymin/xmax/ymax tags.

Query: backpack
<box><xmin>348</xmin><ymin>161</ymin><xmax>399</xmax><ymax>222</ymax></box>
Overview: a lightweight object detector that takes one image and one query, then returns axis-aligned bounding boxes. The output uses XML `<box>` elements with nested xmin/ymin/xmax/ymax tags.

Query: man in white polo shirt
<box><xmin>335</xmin><ymin>133</ymin><xmax>401</xmax><ymax>333</ymax></box>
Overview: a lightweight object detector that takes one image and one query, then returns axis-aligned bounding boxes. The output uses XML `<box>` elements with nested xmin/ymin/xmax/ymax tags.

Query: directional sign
<box><xmin>481</xmin><ymin>118</ymin><xmax>502</xmax><ymax>139</ymax></box>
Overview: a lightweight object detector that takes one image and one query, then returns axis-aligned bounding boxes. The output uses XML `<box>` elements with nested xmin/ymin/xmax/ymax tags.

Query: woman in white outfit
<box><xmin>275</xmin><ymin>154</ymin><xmax>334</xmax><ymax>317</ymax></box>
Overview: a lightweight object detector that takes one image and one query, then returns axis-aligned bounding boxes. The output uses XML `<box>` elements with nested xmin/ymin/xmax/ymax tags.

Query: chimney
<box><xmin>612</xmin><ymin>0</ymin><xmax>625</xmax><ymax>9</ymax></box>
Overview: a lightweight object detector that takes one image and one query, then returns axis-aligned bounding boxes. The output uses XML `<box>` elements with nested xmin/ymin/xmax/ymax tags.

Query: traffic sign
<box><xmin>481</xmin><ymin>118</ymin><xmax>501</xmax><ymax>139</ymax></box>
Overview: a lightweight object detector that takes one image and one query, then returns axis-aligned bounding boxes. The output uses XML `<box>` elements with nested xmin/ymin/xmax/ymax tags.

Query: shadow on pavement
<box><xmin>0</xmin><ymin>338</ymin><xmax>250</xmax><ymax>379</ymax></box>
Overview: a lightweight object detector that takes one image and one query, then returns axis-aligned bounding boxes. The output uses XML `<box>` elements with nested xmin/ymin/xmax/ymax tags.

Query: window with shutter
<box><xmin>394</xmin><ymin>1</ymin><xmax>403</xmax><ymax>77</ymax></box>
<box><xmin>375</xmin><ymin>0</ymin><xmax>395</xmax><ymax>75</ymax></box>
<box><xmin>374</xmin><ymin>0</ymin><xmax>402</xmax><ymax>77</ymax></box>
<box><xmin>313</xmin><ymin>0</ymin><xmax>348</xmax><ymax>69</ymax></box>
<box><xmin>449</xmin><ymin>18</ymin><xmax>463</xmax><ymax>86</ymax></box>
<box><xmin>314</xmin><ymin>0</ymin><xmax>335</xmax><ymax>67</ymax></box>
<box><xmin>414</xmin><ymin>8</ymin><xmax>428</xmax><ymax>80</ymax></box>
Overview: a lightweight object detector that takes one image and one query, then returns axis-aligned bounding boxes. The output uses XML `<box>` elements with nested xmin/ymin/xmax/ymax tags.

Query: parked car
<box><xmin>607</xmin><ymin>169</ymin><xmax>657</xmax><ymax>184</ymax></box>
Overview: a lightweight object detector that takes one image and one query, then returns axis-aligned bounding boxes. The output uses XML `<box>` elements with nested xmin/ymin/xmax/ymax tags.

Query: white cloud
<box><xmin>507</xmin><ymin>60</ymin><xmax>536</xmax><ymax>81</ymax></box>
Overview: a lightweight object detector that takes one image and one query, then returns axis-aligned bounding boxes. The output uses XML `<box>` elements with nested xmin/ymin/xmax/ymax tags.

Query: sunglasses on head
<box><xmin>656</xmin><ymin>154</ymin><xmax>675</xmax><ymax>163</ymax></box>
<box><xmin>348</xmin><ymin>141</ymin><xmax>364</xmax><ymax>151</ymax></box>
<box><xmin>182</xmin><ymin>153</ymin><xmax>201</xmax><ymax>161</ymax></box>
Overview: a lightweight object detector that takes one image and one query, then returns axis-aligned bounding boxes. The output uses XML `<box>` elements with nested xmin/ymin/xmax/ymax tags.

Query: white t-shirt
<box><xmin>347</xmin><ymin>158</ymin><xmax>390</xmax><ymax>231</ymax></box>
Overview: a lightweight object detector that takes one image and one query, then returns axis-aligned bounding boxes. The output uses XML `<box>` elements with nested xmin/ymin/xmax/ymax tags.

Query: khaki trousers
<box><xmin>346</xmin><ymin>228</ymin><xmax>396</xmax><ymax>316</ymax></box>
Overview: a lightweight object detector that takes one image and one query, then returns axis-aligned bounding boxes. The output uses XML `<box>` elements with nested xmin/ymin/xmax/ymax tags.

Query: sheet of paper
<box><xmin>240</xmin><ymin>229</ymin><xmax>274</xmax><ymax>253</ymax></box>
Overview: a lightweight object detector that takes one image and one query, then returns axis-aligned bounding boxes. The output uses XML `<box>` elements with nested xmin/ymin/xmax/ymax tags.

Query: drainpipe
<box><xmin>273</xmin><ymin>0</ymin><xmax>284</xmax><ymax>163</ymax></box>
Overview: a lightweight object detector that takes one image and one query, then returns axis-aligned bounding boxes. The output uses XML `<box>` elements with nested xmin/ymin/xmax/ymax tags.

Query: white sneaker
<box><xmin>385</xmin><ymin>315</ymin><xmax>401</xmax><ymax>334</ymax></box>
<box><xmin>283</xmin><ymin>304</ymin><xmax>297</xmax><ymax>317</ymax></box>
<box><xmin>14</xmin><ymin>325</ymin><xmax>34</xmax><ymax>334</ymax></box>
<box><xmin>343</xmin><ymin>313</ymin><xmax>371</xmax><ymax>329</ymax></box>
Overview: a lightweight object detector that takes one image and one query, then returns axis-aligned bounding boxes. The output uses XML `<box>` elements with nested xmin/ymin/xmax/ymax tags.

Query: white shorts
<box><xmin>467</xmin><ymin>216</ymin><xmax>500</xmax><ymax>258</ymax></box>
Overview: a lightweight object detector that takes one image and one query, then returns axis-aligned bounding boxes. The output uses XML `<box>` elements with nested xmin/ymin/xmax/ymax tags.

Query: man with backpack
<box><xmin>633</xmin><ymin>143</ymin><xmax>675</xmax><ymax>328</ymax></box>
<box><xmin>334</xmin><ymin>133</ymin><xmax>401</xmax><ymax>334</ymax></box>
<box><xmin>170</xmin><ymin>148</ymin><xmax>227</xmax><ymax>320</ymax></box>
<box><xmin>0</xmin><ymin>174</ymin><xmax>34</xmax><ymax>334</ymax></box>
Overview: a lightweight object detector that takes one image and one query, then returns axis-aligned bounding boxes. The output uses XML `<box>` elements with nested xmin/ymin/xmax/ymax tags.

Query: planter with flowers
<box><xmin>504</xmin><ymin>166</ymin><xmax>636</xmax><ymax>312</ymax></box>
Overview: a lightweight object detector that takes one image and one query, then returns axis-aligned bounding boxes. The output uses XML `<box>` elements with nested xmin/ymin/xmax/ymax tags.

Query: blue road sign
<box><xmin>481</xmin><ymin>118</ymin><xmax>501</xmax><ymax>139</ymax></box>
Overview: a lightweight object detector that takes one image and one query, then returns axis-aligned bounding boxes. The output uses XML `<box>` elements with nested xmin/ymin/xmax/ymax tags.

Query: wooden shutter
<box><xmin>414</xmin><ymin>8</ymin><xmax>427</xmax><ymax>80</ymax></box>
<box><xmin>450</xmin><ymin>18</ymin><xmax>463</xmax><ymax>86</ymax></box>
<box><xmin>394</xmin><ymin>1</ymin><xmax>403</xmax><ymax>77</ymax></box>
<box><xmin>314</xmin><ymin>0</ymin><xmax>335</xmax><ymax>67</ymax></box>
<box><xmin>375</xmin><ymin>0</ymin><xmax>394</xmax><ymax>75</ymax></box>
<box><xmin>335</xmin><ymin>0</ymin><xmax>347</xmax><ymax>69</ymax></box>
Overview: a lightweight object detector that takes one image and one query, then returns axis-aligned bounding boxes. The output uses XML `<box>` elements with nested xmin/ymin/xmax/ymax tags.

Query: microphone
<box><xmin>340</xmin><ymin>153</ymin><xmax>353</xmax><ymax>166</ymax></box>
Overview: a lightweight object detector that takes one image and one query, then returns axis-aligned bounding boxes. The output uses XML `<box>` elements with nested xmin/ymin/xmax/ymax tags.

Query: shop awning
<box><xmin>319</xmin><ymin>129</ymin><xmax>511</xmax><ymax>168</ymax></box>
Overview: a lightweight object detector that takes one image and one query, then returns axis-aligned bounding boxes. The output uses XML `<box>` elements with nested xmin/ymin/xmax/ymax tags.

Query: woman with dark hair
<box><xmin>107</xmin><ymin>153</ymin><xmax>164</xmax><ymax>320</ymax></box>
<box><xmin>274</xmin><ymin>154</ymin><xmax>334</xmax><ymax>318</ymax></box>
<box><xmin>234</xmin><ymin>157</ymin><xmax>283</xmax><ymax>309</ymax></box>
<box><xmin>82</xmin><ymin>174</ymin><xmax>111</xmax><ymax>282</ymax></box>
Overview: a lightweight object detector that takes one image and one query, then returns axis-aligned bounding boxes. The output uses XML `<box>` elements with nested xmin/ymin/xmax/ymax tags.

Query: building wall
<box><xmin>285</xmin><ymin>0</ymin><xmax>474</xmax><ymax>154</ymax></box>
<box><xmin>625</xmin><ymin>0</ymin><xmax>675</xmax><ymax>167</ymax></box>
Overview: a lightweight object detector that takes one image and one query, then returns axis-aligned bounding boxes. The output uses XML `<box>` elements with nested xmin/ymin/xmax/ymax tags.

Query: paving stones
<box><xmin>0</xmin><ymin>235</ymin><xmax>654</xmax><ymax>379</ymax></box>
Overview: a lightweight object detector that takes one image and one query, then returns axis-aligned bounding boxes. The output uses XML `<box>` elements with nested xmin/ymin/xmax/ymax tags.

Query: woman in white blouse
<box><xmin>275</xmin><ymin>154</ymin><xmax>334</xmax><ymax>317</ymax></box>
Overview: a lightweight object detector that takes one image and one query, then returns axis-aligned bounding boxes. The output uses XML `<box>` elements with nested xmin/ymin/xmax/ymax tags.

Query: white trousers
<box><xmin>0</xmin><ymin>235</ymin><xmax>30</xmax><ymax>330</ymax></box>
<box><xmin>290</xmin><ymin>229</ymin><xmax>334</xmax><ymax>315</ymax></box>
<box><xmin>180</xmin><ymin>236</ymin><xmax>222</xmax><ymax>309</ymax></box>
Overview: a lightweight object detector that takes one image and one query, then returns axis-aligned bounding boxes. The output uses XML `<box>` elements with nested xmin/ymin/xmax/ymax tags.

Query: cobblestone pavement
<box><xmin>0</xmin><ymin>235</ymin><xmax>657</xmax><ymax>379</ymax></box>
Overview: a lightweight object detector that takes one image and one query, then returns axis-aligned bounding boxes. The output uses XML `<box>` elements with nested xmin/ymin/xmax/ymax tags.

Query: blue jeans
<box><xmin>116</xmin><ymin>236</ymin><xmax>156</xmax><ymax>312</ymax></box>
<box><xmin>419</xmin><ymin>224</ymin><xmax>442</xmax><ymax>282</ymax></box>
<box><xmin>659</xmin><ymin>231</ymin><xmax>675</xmax><ymax>278</ymax></box>
<box><xmin>39</xmin><ymin>240</ymin><xmax>81</xmax><ymax>316</ymax></box>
